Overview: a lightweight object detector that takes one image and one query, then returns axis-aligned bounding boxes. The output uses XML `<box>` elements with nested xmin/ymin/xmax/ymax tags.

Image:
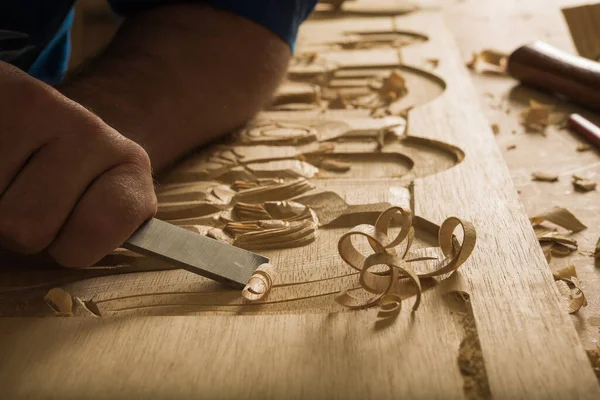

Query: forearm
<box><xmin>60</xmin><ymin>3</ymin><xmax>290</xmax><ymax>171</ymax></box>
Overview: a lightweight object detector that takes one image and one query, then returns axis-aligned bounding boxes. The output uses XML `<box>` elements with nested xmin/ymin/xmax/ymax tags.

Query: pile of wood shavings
<box><xmin>530</xmin><ymin>207</ymin><xmax>587</xmax><ymax>261</ymax></box>
<box><xmin>334</xmin><ymin>207</ymin><xmax>477</xmax><ymax>319</ymax></box>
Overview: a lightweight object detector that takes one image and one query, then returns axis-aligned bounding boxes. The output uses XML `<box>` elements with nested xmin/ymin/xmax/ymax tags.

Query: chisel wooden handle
<box><xmin>507</xmin><ymin>41</ymin><xmax>600</xmax><ymax>111</ymax></box>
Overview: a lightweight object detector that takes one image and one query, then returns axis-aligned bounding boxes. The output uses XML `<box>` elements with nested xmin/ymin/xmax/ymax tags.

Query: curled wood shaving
<box><xmin>238</xmin><ymin>121</ymin><xmax>318</xmax><ymax>145</ymax></box>
<box><xmin>335</xmin><ymin>207</ymin><xmax>476</xmax><ymax>318</ymax></box>
<box><xmin>552</xmin><ymin>265</ymin><xmax>587</xmax><ymax>313</ymax></box>
<box><xmin>242</xmin><ymin>263</ymin><xmax>275</xmax><ymax>301</ymax></box>
<box><xmin>572</xmin><ymin>175</ymin><xmax>597</xmax><ymax>192</ymax></box>
<box><xmin>44</xmin><ymin>288</ymin><xmax>73</xmax><ymax>316</ymax></box>
<box><xmin>556</xmin><ymin>278</ymin><xmax>587</xmax><ymax>314</ymax></box>
<box><xmin>531</xmin><ymin>171</ymin><xmax>558</xmax><ymax>182</ymax></box>
<box><xmin>233</xmin><ymin>178</ymin><xmax>314</xmax><ymax>203</ymax></box>
<box><xmin>232</xmin><ymin>220</ymin><xmax>317</xmax><ymax>250</ymax></box>
<box><xmin>530</xmin><ymin>207</ymin><xmax>587</xmax><ymax>233</ymax></box>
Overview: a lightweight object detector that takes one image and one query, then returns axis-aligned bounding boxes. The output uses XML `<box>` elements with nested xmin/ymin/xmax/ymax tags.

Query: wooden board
<box><xmin>1</xmin><ymin>4</ymin><xmax>598</xmax><ymax>399</ymax></box>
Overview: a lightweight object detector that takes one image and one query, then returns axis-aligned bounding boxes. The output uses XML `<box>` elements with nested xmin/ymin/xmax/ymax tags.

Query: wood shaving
<box><xmin>232</xmin><ymin>220</ymin><xmax>316</xmax><ymax>250</ymax></box>
<box><xmin>242</xmin><ymin>263</ymin><xmax>275</xmax><ymax>301</ymax></box>
<box><xmin>530</xmin><ymin>207</ymin><xmax>587</xmax><ymax>233</ymax></box>
<box><xmin>233</xmin><ymin>178</ymin><xmax>314</xmax><ymax>203</ymax></box>
<box><xmin>378</xmin><ymin>69</ymin><xmax>408</xmax><ymax>102</ymax></box>
<box><xmin>490</xmin><ymin>124</ymin><xmax>500</xmax><ymax>135</ymax></box>
<box><xmin>73</xmin><ymin>297</ymin><xmax>102</xmax><ymax>317</ymax></box>
<box><xmin>425</xmin><ymin>58</ymin><xmax>440</xmax><ymax>68</ymax></box>
<box><xmin>44</xmin><ymin>288</ymin><xmax>73</xmax><ymax>316</ymax></box>
<box><xmin>520</xmin><ymin>100</ymin><xmax>555</xmax><ymax>133</ymax></box>
<box><xmin>335</xmin><ymin>207</ymin><xmax>476</xmax><ymax>318</ymax></box>
<box><xmin>327</xmin><ymin>95</ymin><xmax>350</xmax><ymax>110</ymax></box>
<box><xmin>239</xmin><ymin>121</ymin><xmax>318</xmax><ymax>145</ymax></box>
<box><xmin>466</xmin><ymin>49</ymin><xmax>508</xmax><ymax>74</ymax></box>
<box><xmin>553</xmin><ymin>265</ymin><xmax>588</xmax><ymax>314</ymax></box>
<box><xmin>572</xmin><ymin>175</ymin><xmax>597</xmax><ymax>192</ymax></box>
<box><xmin>531</xmin><ymin>171</ymin><xmax>558</xmax><ymax>182</ymax></box>
<box><xmin>576</xmin><ymin>143</ymin><xmax>592</xmax><ymax>152</ymax></box>
<box><xmin>314</xmin><ymin>158</ymin><xmax>351</xmax><ymax>172</ymax></box>
<box><xmin>587</xmin><ymin>345</ymin><xmax>600</xmax><ymax>380</ymax></box>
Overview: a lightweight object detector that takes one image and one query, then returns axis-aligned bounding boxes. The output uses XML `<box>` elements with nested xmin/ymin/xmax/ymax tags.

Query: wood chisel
<box><xmin>122</xmin><ymin>218</ymin><xmax>269</xmax><ymax>289</ymax></box>
<box><xmin>506</xmin><ymin>40</ymin><xmax>600</xmax><ymax>111</ymax></box>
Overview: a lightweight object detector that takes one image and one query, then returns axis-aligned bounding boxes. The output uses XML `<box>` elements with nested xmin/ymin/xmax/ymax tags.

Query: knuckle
<box><xmin>0</xmin><ymin>215</ymin><xmax>50</xmax><ymax>254</ymax></box>
<box><xmin>122</xmin><ymin>142</ymin><xmax>153</xmax><ymax>172</ymax></box>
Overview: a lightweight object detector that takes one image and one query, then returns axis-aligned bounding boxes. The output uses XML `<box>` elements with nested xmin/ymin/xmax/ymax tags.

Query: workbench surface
<box><xmin>442</xmin><ymin>0</ymin><xmax>600</xmax><ymax>351</ymax></box>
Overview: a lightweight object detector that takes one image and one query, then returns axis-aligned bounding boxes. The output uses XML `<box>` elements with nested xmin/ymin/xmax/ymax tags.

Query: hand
<box><xmin>0</xmin><ymin>62</ymin><xmax>157</xmax><ymax>267</ymax></box>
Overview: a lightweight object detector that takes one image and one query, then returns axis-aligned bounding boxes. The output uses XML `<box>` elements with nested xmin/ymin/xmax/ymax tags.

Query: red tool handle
<box><xmin>507</xmin><ymin>41</ymin><xmax>600</xmax><ymax>111</ymax></box>
<box><xmin>567</xmin><ymin>113</ymin><xmax>600</xmax><ymax>150</ymax></box>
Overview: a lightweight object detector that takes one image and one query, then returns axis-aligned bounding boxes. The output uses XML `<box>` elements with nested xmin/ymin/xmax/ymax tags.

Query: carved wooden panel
<box><xmin>0</xmin><ymin>5</ymin><xmax>598</xmax><ymax>399</ymax></box>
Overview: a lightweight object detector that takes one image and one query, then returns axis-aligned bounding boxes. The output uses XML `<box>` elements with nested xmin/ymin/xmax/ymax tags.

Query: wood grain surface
<box><xmin>0</xmin><ymin>1</ymin><xmax>599</xmax><ymax>399</ymax></box>
<box><xmin>442</xmin><ymin>0</ymin><xmax>600</xmax><ymax>354</ymax></box>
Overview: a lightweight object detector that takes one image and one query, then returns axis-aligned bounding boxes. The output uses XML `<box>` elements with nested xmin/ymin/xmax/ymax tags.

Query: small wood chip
<box><xmin>576</xmin><ymin>143</ymin><xmax>592</xmax><ymax>152</ymax></box>
<box><xmin>318</xmin><ymin>158</ymin><xmax>352</xmax><ymax>172</ymax></box>
<box><xmin>572</xmin><ymin>175</ymin><xmax>597</xmax><ymax>192</ymax></box>
<box><xmin>466</xmin><ymin>49</ymin><xmax>508</xmax><ymax>73</ymax></box>
<box><xmin>595</xmin><ymin>237</ymin><xmax>600</xmax><ymax>259</ymax></box>
<box><xmin>425</xmin><ymin>58</ymin><xmax>440</xmax><ymax>68</ymax></box>
<box><xmin>328</xmin><ymin>94</ymin><xmax>350</xmax><ymax>110</ymax></box>
<box><xmin>521</xmin><ymin>100</ymin><xmax>554</xmax><ymax>133</ymax></box>
<box><xmin>531</xmin><ymin>171</ymin><xmax>558</xmax><ymax>182</ymax></box>
<box><xmin>506</xmin><ymin>144</ymin><xmax>516</xmax><ymax>150</ymax></box>
<box><xmin>378</xmin><ymin>70</ymin><xmax>408</xmax><ymax>102</ymax></box>
<box><xmin>491</xmin><ymin>123</ymin><xmax>500</xmax><ymax>135</ymax></box>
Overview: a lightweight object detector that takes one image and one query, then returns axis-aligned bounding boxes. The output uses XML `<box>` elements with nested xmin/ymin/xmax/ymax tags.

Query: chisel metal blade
<box><xmin>123</xmin><ymin>218</ymin><xmax>269</xmax><ymax>288</ymax></box>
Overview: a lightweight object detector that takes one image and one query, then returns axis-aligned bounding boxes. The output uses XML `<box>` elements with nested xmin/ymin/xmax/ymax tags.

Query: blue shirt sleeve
<box><xmin>108</xmin><ymin>0</ymin><xmax>318</xmax><ymax>51</ymax></box>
